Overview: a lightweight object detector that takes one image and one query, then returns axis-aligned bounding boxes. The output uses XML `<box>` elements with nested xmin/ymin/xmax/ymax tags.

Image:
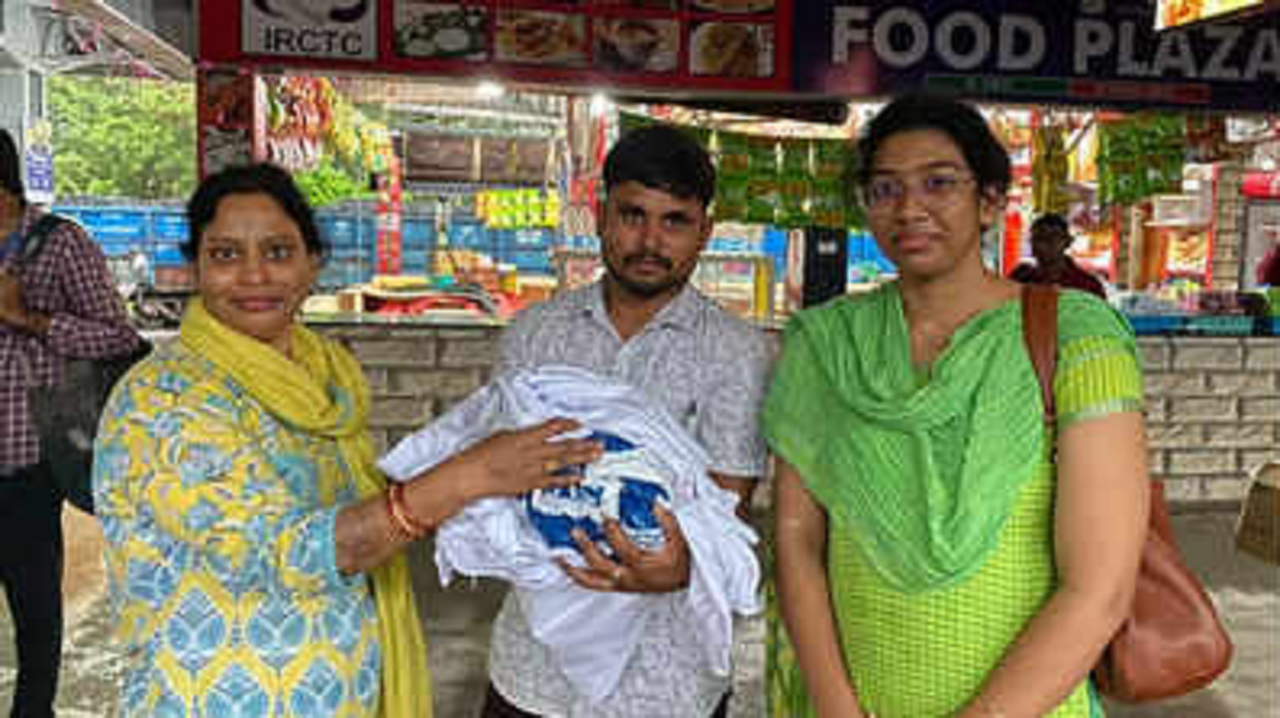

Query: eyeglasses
<box><xmin>859</xmin><ymin>171</ymin><xmax>977</xmax><ymax>212</ymax></box>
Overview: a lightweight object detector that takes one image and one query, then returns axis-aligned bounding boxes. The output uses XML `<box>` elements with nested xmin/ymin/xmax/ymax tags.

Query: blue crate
<box><xmin>51</xmin><ymin>206</ymin><xmax>82</xmax><ymax>221</ymax></box>
<box><xmin>152</xmin><ymin>212</ymin><xmax>189</xmax><ymax>242</ymax></box>
<box><xmin>401</xmin><ymin>217</ymin><xmax>435</xmax><ymax>245</ymax></box>
<box><xmin>318</xmin><ymin>218</ymin><xmax>359</xmax><ymax>247</ymax></box>
<box><xmin>80</xmin><ymin>209</ymin><xmax>148</xmax><ymax>242</ymax></box>
<box><xmin>710</xmin><ymin>237</ymin><xmax>753</xmax><ymax>254</ymax></box>
<box><xmin>502</xmin><ymin>248</ymin><xmax>553</xmax><ymax>275</ymax></box>
<box><xmin>1184</xmin><ymin>315</ymin><xmax>1255</xmax><ymax>336</ymax></box>
<box><xmin>849</xmin><ymin>232</ymin><xmax>896</xmax><ymax>273</ymax></box>
<box><xmin>328</xmin><ymin>246</ymin><xmax>373</xmax><ymax>261</ymax></box>
<box><xmin>99</xmin><ymin>244</ymin><xmax>133</xmax><ymax>258</ymax></box>
<box><xmin>1127</xmin><ymin>314</ymin><xmax>1187</xmax><ymax>336</ymax></box>
<box><xmin>448</xmin><ymin>223</ymin><xmax>494</xmax><ymax>251</ymax></box>
<box><xmin>511</xmin><ymin>228</ymin><xmax>550</xmax><ymax>249</ymax></box>
<box><xmin>153</xmin><ymin>246</ymin><xmax>187</xmax><ymax>267</ymax></box>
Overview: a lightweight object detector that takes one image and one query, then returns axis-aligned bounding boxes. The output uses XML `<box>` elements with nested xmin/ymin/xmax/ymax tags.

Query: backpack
<box><xmin>21</xmin><ymin>214</ymin><xmax>150</xmax><ymax>514</ymax></box>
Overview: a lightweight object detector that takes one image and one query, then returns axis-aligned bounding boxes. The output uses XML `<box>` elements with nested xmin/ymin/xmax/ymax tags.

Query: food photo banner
<box><xmin>202</xmin><ymin>1</ymin><xmax>795</xmax><ymax>94</ymax></box>
<box><xmin>202</xmin><ymin>1</ymin><xmax>1280</xmax><ymax>111</ymax></box>
<box><xmin>792</xmin><ymin>0</ymin><xmax>1280</xmax><ymax>111</ymax></box>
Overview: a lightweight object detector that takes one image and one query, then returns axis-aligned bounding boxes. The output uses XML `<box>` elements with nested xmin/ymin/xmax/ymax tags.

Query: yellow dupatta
<box><xmin>180</xmin><ymin>298</ymin><xmax>432</xmax><ymax>717</ymax></box>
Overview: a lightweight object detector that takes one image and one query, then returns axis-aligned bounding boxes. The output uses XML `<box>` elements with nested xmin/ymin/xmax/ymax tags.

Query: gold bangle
<box><xmin>389</xmin><ymin>482</ymin><xmax>430</xmax><ymax>539</ymax></box>
<box><xmin>384</xmin><ymin>488</ymin><xmax>419</xmax><ymax>542</ymax></box>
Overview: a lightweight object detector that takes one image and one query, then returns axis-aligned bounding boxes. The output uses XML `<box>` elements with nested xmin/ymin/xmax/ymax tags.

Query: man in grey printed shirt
<box><xmin>481</xmin><ymin>125</ymin><xmax>772</xmax><ymax>717</ymax></box>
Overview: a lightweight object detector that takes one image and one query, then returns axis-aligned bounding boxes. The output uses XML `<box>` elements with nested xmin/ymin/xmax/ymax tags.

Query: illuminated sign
<box><xmin>1157</xmin><ymin>0</ymin><xmax>1267</xmax><ymax>30</ymax></box>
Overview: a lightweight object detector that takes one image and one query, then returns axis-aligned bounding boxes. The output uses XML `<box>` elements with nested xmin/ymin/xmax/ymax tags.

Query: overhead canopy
<box><xmin>34</xmin><ymin>0</ymin><xmax>193</xmax><ymax>81</ymax></box>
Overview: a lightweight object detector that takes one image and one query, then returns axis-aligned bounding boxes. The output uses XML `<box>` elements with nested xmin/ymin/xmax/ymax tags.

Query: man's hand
<box><xmin>0</xmin><ymin>271</ymin><xmax>47</xmax><ymax>334</ymax></box>
<box><xmin>559</xmin><ymin>506</ymin><xmax>691</xmax><ymax>593</ymax></box>
<box><xmin>0</xmin><ymin>271</ymin><xmax>24</xmax><ymax>326</ymax></box>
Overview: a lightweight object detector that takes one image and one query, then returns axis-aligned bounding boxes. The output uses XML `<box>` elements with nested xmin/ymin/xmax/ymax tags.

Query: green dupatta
<box><xmin>763</xmin><ymin>283</ymin><xmax>1045</xmax><ymax>593</ymax></box>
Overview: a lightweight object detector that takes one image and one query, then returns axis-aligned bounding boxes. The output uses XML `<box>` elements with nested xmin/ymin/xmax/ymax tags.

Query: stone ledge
<box><xmin>1171</xmin><ymin>342</ymin><xmax>1244</xmax><ymax>371</ymax></box>
<box><xmin>349</xmin><ymin>339</ymin><xmax>436</xmax><ymax>367</ymax></box>
<box><xmin>1167</xmin><ymin>450</ymin><xmax>1238</xmax><ymax>476</ymax></box>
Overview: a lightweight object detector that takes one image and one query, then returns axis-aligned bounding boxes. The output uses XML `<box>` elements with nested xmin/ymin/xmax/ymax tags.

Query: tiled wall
<box><xmin>315</xmin><ymin>323</ymin><xmax>1279</xmax><ymax>509</ymax></box>
<box><xmin>1140</xmin><ymin>336</ymin><xmax>1279</xmax><ymax>505</ymax></box>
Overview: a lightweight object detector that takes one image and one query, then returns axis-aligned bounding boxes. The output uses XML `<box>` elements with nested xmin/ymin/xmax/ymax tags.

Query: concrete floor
<box><xmin>0</xmin><ymin>511</ymin><xmax>1272</xmax><ymax>717</ymax></box>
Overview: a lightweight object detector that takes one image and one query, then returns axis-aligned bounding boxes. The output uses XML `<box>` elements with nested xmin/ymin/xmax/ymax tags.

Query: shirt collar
<box><xmin>582</xmin><ymin>281</ymin><xmax>702</xmax><ymax>335</ymax></box>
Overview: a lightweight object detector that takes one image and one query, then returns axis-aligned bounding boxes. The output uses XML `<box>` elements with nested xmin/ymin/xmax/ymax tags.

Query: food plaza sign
<box><xmin>202</xmin><ymin>1</ymin><xmax>1280</xmax><ymax>111</ymax></box>
<box><xmin>793</xmin><ymin>0</ymin><xmax>1280</xmax><ymax>110</ymax></box>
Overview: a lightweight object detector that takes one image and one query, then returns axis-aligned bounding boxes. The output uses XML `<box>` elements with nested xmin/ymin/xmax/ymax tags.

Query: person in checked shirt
<box><xmin>0</xmin><ymin>127</ymin><xmax>140</xmax><ymax>717</ymax></box>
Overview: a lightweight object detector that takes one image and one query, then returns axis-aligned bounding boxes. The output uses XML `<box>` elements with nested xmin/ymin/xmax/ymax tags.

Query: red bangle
<box><xmin>389</xmin><ymin>482</ymin><xmax>430</xmax><ymax>539</ymax></box>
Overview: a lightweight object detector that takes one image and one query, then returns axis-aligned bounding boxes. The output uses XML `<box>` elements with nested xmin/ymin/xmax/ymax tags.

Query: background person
<box><xmin>482</xmin><ymin>125</ymin><xmax>773</xmax><ymax>718</ymax></box>
<box><xmin>1255</xmin><ymin>241</ymin><xmax>1280</xmax><ymax>286</ymax></box>
<box><xmin>767</xmin><ymin>94</ymin><xmax>1149</xmax><ymax>718</ymax></box>
<box><xmin>1009</xmin><ymin>213</ymin><xmax>1107</xmax><ymax>299</ymax></box>
<box><xmin>92</xmin><ymin>163</ymin><xmax>600</xmax><ymax>717</ymax></box>
<box><xmin>0</xmin><ymin>127</ymin><xmax>140</xmax><ymax>718</ymax></box>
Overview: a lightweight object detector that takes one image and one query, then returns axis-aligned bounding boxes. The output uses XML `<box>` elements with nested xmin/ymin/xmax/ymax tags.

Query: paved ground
<box><xmin>0</xmin><ymin>509</ymin><xmax>1271</xmax><ymax>717</ymax></box>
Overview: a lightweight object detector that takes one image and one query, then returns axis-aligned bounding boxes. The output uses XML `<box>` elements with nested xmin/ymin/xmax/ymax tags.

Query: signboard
<box><xmin>793</xmin><ymin>1</ymin><xmax>1280</xmax><ymax>111</ymax></box>
<box><xmin>200</xmin><ymin>2</ymin><xmax>1280</xmax><ymax>114</ymax></box>
<box><xmin>23</xmin><ymin>120</ymin><xmax>55</xmax><ymax>204</ymax></box>
<box><xmin>242</xmin><ymin>0</ymin><xmax>378</xmax><ymax>60</ymax></box>
<box><xmin>203</xmin><ymin>1</ymin><xmax>794</xmax><ymax>93</ymax></box>
<box><xmin>1156</xmin><ymin>0</ymin><xmax>1267</xmax><ymax>30</ymax></box>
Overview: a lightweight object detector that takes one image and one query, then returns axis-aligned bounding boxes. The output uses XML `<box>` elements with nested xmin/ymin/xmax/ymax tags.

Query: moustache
<box><xmin>622</xmin><ymin>254</ymin><xmax>672</xmax><ymax>269</ymax></box>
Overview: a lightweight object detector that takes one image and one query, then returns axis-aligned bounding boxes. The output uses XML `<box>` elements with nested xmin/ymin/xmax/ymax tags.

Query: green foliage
<box><xmin>294</xmin><ymin>158</ymin><xmax>367</xmax><ymax>208</ymax></box>
<box><xmin>49</xmin><ymin>76</ymin><xmax>197</xmax><ymax>200</ymax></box>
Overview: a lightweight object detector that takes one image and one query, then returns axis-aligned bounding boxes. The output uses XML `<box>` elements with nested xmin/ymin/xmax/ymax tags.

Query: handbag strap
<box><xmin>1021</xmin><ymin>283</ymin><xmax>1059</xmax><ymax>425</ymax></box>
<box><xmin>20</xmin><ymin>214</ymin><xmax>68</xmax><ymax>266</ymax></box>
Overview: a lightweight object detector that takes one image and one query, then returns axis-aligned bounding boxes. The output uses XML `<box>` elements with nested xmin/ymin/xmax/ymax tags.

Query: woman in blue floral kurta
<box><xmin>92</xmin><ymin>163</ymin><xmax>600</xmax><ymax>717</ymax></box>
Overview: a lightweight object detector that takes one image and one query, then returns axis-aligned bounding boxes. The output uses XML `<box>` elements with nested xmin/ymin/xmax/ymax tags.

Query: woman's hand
<box><xmin>449</xmin><ymin>418</ymin><xmax>603</xmax><ymax>501</ymax></box>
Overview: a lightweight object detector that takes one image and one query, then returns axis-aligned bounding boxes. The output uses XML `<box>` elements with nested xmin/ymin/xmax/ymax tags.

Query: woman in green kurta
<box><xmin>765</xmin><ymin>95</ymin><xmax>1151</xmax><ymax>718</ymax></box>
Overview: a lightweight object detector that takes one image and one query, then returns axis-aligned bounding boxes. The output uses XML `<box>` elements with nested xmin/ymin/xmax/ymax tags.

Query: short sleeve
<box><xmin>761</xmin><ymin>318</ymin><xmax>832</xmax><ymax>484</ymax></box>
<box><xmin>697</xmin><ymin>325</ymin><xmax>772</xmax><ymax>478</ymax></box>
<box><xmin>1054</xmin><ymin>292</ymin><xmax>1144</xmax><ymax>430</ymax></box>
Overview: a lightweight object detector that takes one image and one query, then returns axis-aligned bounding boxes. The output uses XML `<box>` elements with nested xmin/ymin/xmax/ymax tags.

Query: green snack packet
<box><xmin>715</xmin><ymin>175</ymin><xmax>749</xmax><ymax>222</ymax></box>
<box><xmin>746</xmin><ymin>176</ymin><xmax>779</xmax><ymax>225</ymax></box>
<box><xmin>813</xmin><ymin>140</ymin><xmax>849</xmax><ymax>181</ymax></box>
<box><xmin>717</xmin><ymin>132</ymin><xmax>752</xmax><ymax>178</ymax></box>
<box><xmin>775</xmin><ymin>172</ymin><xmax>811</xmax><ymax>229</ymax></box>
<box><xmin>780</xmin><ymin>139</ymin><xmax>812</xmax><ymax>176</ymax></box>
<box><xmin>747</xmin><ymin>136</ymin><xmax>780</xmax><ymax>176</ymax></box>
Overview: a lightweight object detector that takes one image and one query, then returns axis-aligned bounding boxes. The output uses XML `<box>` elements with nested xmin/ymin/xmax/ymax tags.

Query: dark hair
<box><xmin>603</xmin><ymin>125</ymin><xmax>716</xmax><ymax>208</ymax></box>
<box><xmin>0</xmin><ymin>129</ymin><xmax>26</xmax><ymax>204</ymax></box>
<box><xmin>1031</xmin><ymin>213</ymin><xmax>1070</xmax><ymax>236</ymax></box>
<box><xmin>855</xmin><ymin>94</ymin><xmax>1011</xmax><ymax>196</ymax></box>
<box><xmin>183</xmin><ymin>163</ymin><xmax>325</xmax><ymax>262</ymax></box>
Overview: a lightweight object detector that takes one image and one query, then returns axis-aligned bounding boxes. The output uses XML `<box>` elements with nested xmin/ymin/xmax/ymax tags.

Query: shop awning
<box><xmin>37</xmin><ymin>0</ymin><xmax>193</xmax><ymax>81</ymax></box>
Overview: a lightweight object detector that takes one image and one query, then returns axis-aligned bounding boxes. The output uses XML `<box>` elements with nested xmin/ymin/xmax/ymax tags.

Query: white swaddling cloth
<box><xmin>377</xmin><ymin>364</ymin><xmax>761</xmax><ymax>704</ymax></box>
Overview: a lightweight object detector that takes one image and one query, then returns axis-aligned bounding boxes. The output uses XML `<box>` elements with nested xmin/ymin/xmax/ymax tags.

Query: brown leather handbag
<box><xmin>1021</xmin><ymin>284</ymin><xmax>1233</xmax><ymax>703</ymax></box>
